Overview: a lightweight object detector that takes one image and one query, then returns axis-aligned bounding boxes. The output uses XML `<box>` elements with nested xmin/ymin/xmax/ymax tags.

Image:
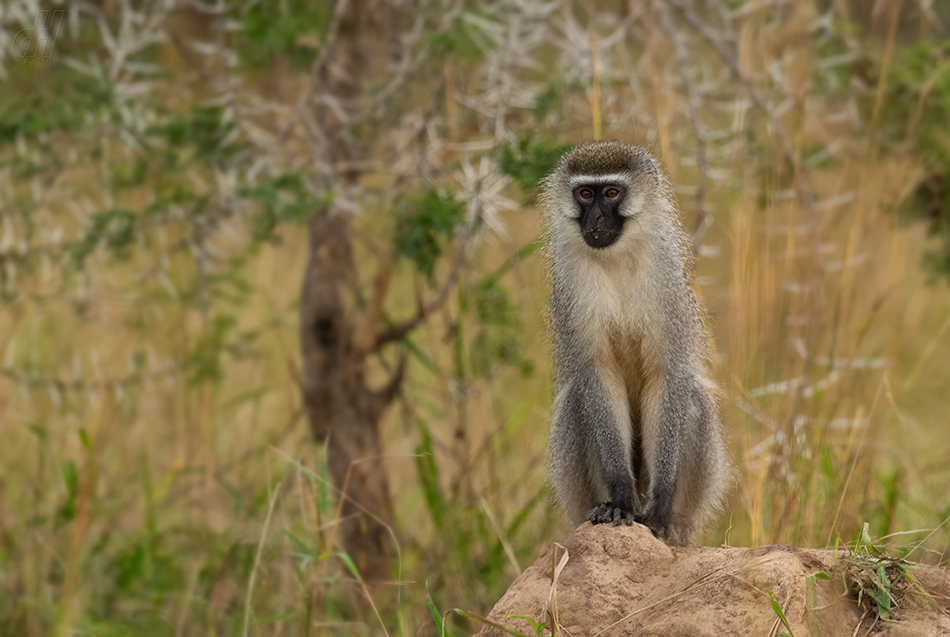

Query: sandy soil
<box><xmin>474</xmin><ymin>523</ymin><xmax>950</xmax><ymax>636</ymax></box>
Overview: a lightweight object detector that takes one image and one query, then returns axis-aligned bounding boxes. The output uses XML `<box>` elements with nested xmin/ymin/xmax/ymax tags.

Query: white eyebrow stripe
<box><xmin>568</xmin><ymin>173</ymin><xmax>631</xmax><ymax>187</ymax></box>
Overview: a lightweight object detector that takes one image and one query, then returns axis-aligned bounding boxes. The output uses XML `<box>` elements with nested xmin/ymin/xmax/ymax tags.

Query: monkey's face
<box><xmin>539</xmin><ymin>141</ymin><xmax>664</xmax><ymax>257</ymax></box>
<box><xmin>572</xmin><ymin>184</ymin><xmax>627</xmax><ymax>249</ymax></box>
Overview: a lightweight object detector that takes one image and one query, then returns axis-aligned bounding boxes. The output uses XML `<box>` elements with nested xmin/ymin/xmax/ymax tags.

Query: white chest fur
<box><xmin>556</xmin><ymin>231</ymin><xmax>660</xmax><ymax>341</ymax></box>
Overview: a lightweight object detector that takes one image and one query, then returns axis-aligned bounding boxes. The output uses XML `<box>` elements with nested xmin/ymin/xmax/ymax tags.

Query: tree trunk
<box><xmin>299</xmin><ymin>209</ymin><xmax>399</xmax><ymax>586</ymax></box>
<box><xmin>299</xmin><ymin>0</ymin><xmax>407</xmax><ymax>589</ymax></box>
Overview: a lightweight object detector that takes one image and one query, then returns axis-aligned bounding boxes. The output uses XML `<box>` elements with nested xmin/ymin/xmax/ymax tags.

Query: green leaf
<box><xmin>498</xmin><ymin>134</ymin><xmax>571</xmax><ymax>202</ymax></box>
<box><xmin>451</xmin><ymin>609</ymin><xmax>530</xmax><ymax>637</ymax></box>
<box><xmin>393</xmin><ymin>188</ymin><xmax>466</xmax><ymax>280</ymax></box>
<box><xmin>805</xmin><ymin>572</ymin><xmax>826</xmax><ymax>637</ymax></box>
<box><xmin>185</xmin><ymin>314</ymin><xmax>242</xmax><ymax>384</ymax></box>
<box><xmin>856</xmin><ymin>522</ymin><xmax>879</xmax><ymax>556</ymax></box>
<box><xmin>282</xmin><ymin>530</ymin><xmax>316</xmax><ymax>559</ymax></box>
<box><xmin>25</xmin><ymin>423</ymin><xmax>45</xmax><ymax>439</ymax></box>
<box><xmin>56</xmin><ymin>460</ymin><xmax>79</xmax><ymax>524</ymax></box>
<box><xmin>505</xmin><ymin>488</ymin><xmax>545</xmax><ymax>539</ymax></box>
<box><xmin>425</xmin><ymin>15</ymin><xmax>481</xmax><ymax>64</ymax></box>
<box><xmin>0</xmin><ymin>70</ymin><xmax>112</xmax><ymax>145</ymax></box>
<box><xmin>238</xmin><ymin>0</ymin><xmax>331</xmax><ymax>70</ymax></box>
<box><xmin>415</xmin><ymin>425</ymin><xmax>447</xmax><ymax>532</ymax></box>
<box><xmin>78</xmin><ymin>428</ymin><xmax>91</xmax><ymax>450</ymax></box>
<box><xmin>238</xmin><ymin>173</ymin><xmax>330</xmax><ymax>243</ymax></box>
<box><xmin>335</xmin><ymin>551</ymin><xmax>363</xmax><ymax>583</ymax></box>
<box><xmin>318</xmin><ymin>439</ymin><xmax>332</xmax><ymax>521</ymax></box>
<box><xmin>396</xmin><ymin>335</ymin><xmax>438</xmax><ymax>373</ymax></box>
<box><xmin>508</xmin><ymin>615</ymin><xmax>548</xmax><ymax>636</ymax></box>
<box><xmin>878</xmin><ymin>39</ymin><xmax>950</xmax><ymax>281</ymax></box>
<box><xmin>113</xmin><ymin>543</ymin><xmax>146</xmax><ymax>590</ymax></box>
<box><xmin>870</xmin><ymin>565</ymin><xmax>893</xmax><ymax>617</ymax></box>
<box><xmin>148</xmin><ymin>105</ymin><xmax>237</xmax><ymax>158</ymax></box>
<box><xmin>820</xmin><ymin>445</ymin><xmax>835</xmax><ymax>480</ymax></box>
<box><xmin>254</xmin><ymin>612</ymin><xmax>297</xmax><ymax>625</ymax></box>
<box><xmin>868</xmin><ymin>585</ymin><xmax>891</xmax><ymax>616</ymax></box>
<box><xmin>469</xmin><ymin>273</ymin><xmax>534</xmax><ymax>378</ymax></box>
<box><xmin>481</xmin><ymin>237</ymin><xmax>542</xmax><ymax>288</ymax></box>
<box><xmin>74</xmin><ymin>209</ymin><xmax>138</xmax><ymax>266</ymax></box>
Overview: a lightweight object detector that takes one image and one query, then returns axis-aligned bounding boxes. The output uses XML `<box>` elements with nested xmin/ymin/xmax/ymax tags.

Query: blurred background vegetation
<box><xmin>1</xmin><ymin>0</ymin><xmax>949</xmax><ymax>635</ymax></box>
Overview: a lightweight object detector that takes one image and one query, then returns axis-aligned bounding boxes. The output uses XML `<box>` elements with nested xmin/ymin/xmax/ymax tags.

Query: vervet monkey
<box><xmin>540</xmin><ymin>141</ymin><xmax>726</xmax><ymax>545</ymax></box>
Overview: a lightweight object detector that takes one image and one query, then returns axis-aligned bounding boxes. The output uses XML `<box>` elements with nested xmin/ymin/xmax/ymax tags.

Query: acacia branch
<box><xmin>375</xmin><ymin>351</ymin><xmax>407</xmax><ymax>408</ymax></box>
<box><xmin>656</xmin><ymin>2</ymin><xmax>709</xmax><ymax>253</ymax></box>
<box><xmin>353</xmin><ymin>0</ymin><xmax>465</xmax><ymax>126</ymax></box>
<box><xmin>0</xmin><ymin>365</ymin><xmax>178</xmax><ymax>392</ymax></box>
<box><xmin>276</xmin><ymin>0</ymin><xmax>351</xmax><ymax>145</ymax></box>
<box><xmin>663</xmin><ymin>0</ymin><xmax>813</xmax><ymax>211</ymax></box>
<box><xmin>352</xmin><ymin>249</ymin><xmax>397</xmax><ymax>356</ymax></box>
<box><xmin>373</xmin><ymin>221</ymin><xmax>480</xmax><ymax>352</ymax></box>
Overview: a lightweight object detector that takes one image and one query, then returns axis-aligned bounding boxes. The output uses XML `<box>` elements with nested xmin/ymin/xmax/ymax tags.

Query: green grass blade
<box><xmin>767</xmin><ymin>591</ymin><xmax>795</xmax><ymax>637</ymax></box>
<box><xmin>426</xmin><ymin>586</ymin><xmax>448</xmax><ymax>637</ymax></box>
<box><xmin>334</xmin><ymin>551</ymin><xmax>362</xmax><ymax>584</ymax></box>
<box><xmin>452</xmin><ymin>609</ymin><xmax>530</xmax><ymax>637</ymax></box>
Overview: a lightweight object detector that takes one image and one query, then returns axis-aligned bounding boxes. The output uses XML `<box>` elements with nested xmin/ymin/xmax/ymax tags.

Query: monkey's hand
<box><xmin>587</xmin><ymin>502</ymin><xmax>639</xmax><ymax>526</ymax></box>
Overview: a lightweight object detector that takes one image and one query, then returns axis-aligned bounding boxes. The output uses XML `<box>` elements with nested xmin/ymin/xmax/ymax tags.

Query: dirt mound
<box><xmin>475</xmin><ymin>523</ymin><xmax>950</xmax><ymax>636</ymax></box>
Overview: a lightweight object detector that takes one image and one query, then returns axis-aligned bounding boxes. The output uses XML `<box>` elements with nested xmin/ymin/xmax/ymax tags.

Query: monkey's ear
<box><xmin>643</xmin><ymin>157</ymin><xmax>660</xmax><ymax>185</ymax></box>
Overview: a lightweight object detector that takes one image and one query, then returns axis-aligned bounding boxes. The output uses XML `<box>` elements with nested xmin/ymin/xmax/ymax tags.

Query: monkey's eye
<box><xmin>577</xmin><ymin>188</ymin><xmax>594</xmax><ymax>201</ymax></box>
<box><xmin>604</xmin><ymin>188</ymin><xmax>621</xmax><ymax>200</ymax></box>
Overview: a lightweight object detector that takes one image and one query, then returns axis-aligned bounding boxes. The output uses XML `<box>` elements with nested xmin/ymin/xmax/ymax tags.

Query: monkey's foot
<box><xmin>640</xmin><ymin>517</ymin><xmax>694</xmax><ymax>546</ymax></box>
<box><xmin>587</xmin><ymin>503</ymin><xmax>638</xmax><ymax>526</ymax></box>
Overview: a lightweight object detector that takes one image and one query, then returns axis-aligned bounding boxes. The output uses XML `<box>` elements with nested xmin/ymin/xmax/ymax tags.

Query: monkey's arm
<box><xmin>553</xmin><ymin>357</ymin><xmax>643</xmax><ymax>526</ymax></box>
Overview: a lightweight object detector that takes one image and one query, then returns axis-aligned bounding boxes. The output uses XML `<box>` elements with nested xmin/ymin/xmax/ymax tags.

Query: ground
<box><xmin>475</xmin><ymin>524</ymin><xmax>950</xmax><ymax>636</ymax></box>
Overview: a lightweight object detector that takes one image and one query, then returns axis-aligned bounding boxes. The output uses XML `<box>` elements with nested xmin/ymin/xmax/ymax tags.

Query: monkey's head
<box><xmin>540</xmin><ymin>141</ymin><xmax>663</xmax><ymax>252</ymax></box>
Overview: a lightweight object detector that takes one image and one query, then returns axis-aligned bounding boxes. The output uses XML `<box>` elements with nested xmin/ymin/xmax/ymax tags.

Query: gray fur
<box><xmin>540</xmin><ymin>141</ymin><xmax>727</xmax><ymax>545</ymax></box>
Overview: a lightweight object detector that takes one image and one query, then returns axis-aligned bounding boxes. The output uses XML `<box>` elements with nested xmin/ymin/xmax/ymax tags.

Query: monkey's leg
<box><xmin>639</xmin><ymin>372</ymin><xmax>692</xmax><ymax>542</ymax></box>
<box><xmin>669</xmin><ymin>381</ymin><xmax>726</xmax><ymax>544</ymax></box>
<box><xmin>550</xmin><ymin>378</ymin><xmax>603</xmax><ymax>527</ymax></box>
<box><xmin>548</xmin><ymin>382</ymin><xmax>601</xmax><ymax>526</ymax></box>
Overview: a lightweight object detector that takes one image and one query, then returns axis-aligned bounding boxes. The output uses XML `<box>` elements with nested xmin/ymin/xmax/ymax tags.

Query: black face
<box><xmin>573</xmin><ymin>184</ymin><xmax>627</xmax><ymax>249</ymax></box>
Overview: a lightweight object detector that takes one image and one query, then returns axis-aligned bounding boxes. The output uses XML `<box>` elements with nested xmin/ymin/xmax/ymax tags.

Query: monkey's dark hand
<box><xmin>587</xmin><ymin>503</ymin><xmax>638</xmax><ymax>526</ymax></box>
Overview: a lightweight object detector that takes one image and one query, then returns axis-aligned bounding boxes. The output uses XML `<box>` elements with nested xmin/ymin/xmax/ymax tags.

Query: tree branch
<box><xmin>663</xmin><ymin>0</ymin><xmax>813</xmax><ymax>211</ymax></box>
<box><xmin>0</xmin><ymin>365</ymin><xmax>178</xmax><ymax>392</ymax></box>
<box><xmin>656</xmin><ymin>2</ymin><xmax>709</xmax><ymax>254</ymax></box>
<box><xmin>352</xmin><ymin>249</ymin><xmax>397</xmax><ymax>356</ymax></box>
<box><xmin>373</xmin><ymin>221</ymin><xmax>479</xmax><ymax>352</ymax></box>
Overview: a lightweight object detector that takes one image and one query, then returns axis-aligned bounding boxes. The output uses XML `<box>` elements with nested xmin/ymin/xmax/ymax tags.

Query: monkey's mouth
<box><xmin>582</xmin><ymin>226</ymin><xmax>622</xmax><ymax>249</ymax></box>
